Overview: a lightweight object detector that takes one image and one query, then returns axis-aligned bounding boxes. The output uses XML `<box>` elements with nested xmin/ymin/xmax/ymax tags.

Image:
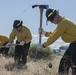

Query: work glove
<box><xmin>38</xmin><ymin>28</ymin><xmax>46</xmax><ymax>35</ymax></box>
<box><xmin>38</xmin><ymin>44</ymin><xmax>44</xmax><ymax>48</ymax></box>
<box><xmin>6</xmin><ymin>42</ymin><xmax>12</xmax><ymax>48</ymax></box>
<box><xmin>19</xmin><ymin>41</ymin><xmax>25</xmax><ymax>46</ymax></box>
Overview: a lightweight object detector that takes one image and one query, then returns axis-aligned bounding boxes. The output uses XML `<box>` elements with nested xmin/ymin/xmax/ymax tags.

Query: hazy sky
<box><xmin>0</xmin><ymin>0</ymin><xmax>76</xmax><ymax>48</ymax></box>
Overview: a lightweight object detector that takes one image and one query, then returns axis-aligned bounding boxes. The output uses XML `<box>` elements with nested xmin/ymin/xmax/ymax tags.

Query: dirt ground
<box><xmin>0</xmin><ymin>54</ymin><xmax>72</xmax><ymax>75</ymax></box>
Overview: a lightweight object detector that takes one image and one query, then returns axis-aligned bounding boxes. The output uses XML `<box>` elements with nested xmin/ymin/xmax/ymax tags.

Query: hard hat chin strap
<box><xmin>46</xmin><ymin>20</ymin><xmax>48</xmax><ymax>25</ymax></box>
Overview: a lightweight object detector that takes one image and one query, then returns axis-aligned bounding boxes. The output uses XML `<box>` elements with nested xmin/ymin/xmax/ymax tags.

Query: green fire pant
<box><xmin>58</xmin><ymin>41</ymin><xmax>76</xmax><ymax>75</ymax></box>
<box><xmin>14</xmin><ymin>40</ymin><xmax>31</xmax><ymax>65</ymax></box>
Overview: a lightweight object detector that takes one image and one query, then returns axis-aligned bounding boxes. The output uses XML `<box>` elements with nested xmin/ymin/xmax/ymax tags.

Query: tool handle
<box><xmin>39</xmin><ymin>8</ymin><xmax>43</xmax><ymax>44</ymax></box>
<box><xmin>0</xmin><ymin>44</ymin><xmax>21</xmax><ymax>48</ymax></box>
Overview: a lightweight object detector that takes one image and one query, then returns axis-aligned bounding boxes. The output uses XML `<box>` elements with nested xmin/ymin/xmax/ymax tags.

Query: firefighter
<box><xmin>38</xmin><ymin>8</ymin><xmax>76</xmax><ymax>75</ymax></box>
<box><xmin>0</xmin><ymin>35</ymin><xmax>9</xmax><ymax>56</ymax></box>
<box><xmin>6</xmin><ymin>20</ymin><xmax>32</xmax><ymax>68</ymax></box>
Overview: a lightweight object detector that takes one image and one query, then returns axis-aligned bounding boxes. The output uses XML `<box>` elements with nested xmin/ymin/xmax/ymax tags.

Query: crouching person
<box><xmin>0</xmin><ymin>35</ymin><xmax>9</xmax><ymax>56</ymax></box>
<box><xmin>6</xmin><ymin>20</ymin><xmax>32</xmax><ymax>68</ymax></box>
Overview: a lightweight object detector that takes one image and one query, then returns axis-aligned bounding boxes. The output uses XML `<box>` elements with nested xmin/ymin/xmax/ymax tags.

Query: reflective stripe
<box><xmin>73</xmin><ymin>65</ymin><xmax>76</xmax><ymax>68</ymax></box>
<box><xmin>17</xmin><ymin>21</ymin><xmax>21</xmax><ymax>26</ymax></box>
<box><xmin>17</xmin><ymin>23</ymin><xmax>20</xmax><ymax>26</ymax></box>
<box><xmin>48</xmin><ymin>10</ymin><xmax>55</xmax><ymax>18</ymax></box>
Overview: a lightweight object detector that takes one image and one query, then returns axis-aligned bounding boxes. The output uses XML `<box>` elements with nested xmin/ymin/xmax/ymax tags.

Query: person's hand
<box><xmin>19</xmin><ymin>41</ymin><xmax>25</xmax><ymax>46</ymax></box>
<box><xmin>38</xmin><ymin>44</ymin><xmax>43</xmax><ymax>48</ymax></box>
<box><xmin>6</xmin><ymin>42</ymin><xmax>12</xmax><ymax>48</ymax></box>
<box><xmin>38</xmin><ymin>28</ymin><xmax>46</xmax><ymax>35</ymax></box>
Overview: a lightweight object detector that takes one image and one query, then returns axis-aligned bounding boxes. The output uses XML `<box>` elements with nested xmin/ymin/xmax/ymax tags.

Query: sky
<box><xmin>0</xmin><ymin>0</ymin><xmax>76</xmax><ymax>49</ymax></box>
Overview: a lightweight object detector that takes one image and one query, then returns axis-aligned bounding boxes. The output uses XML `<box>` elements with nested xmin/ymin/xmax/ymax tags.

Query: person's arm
<box><xmin>45</xmin><ymin>32</ymin><xmax>53</xmax><ymax>37</ymax></box>
<box><xmin>38</xmin><ymin>27</ymin><xmax>53</xmax><ymax>37</ymax></box>
<box><xmin>9</xmin><ymin>29</ymin><xmax>16</xmax><ymax>43</ymax></box>
<box><xmin>24</xmin><ymin>29</ymin><xmax>32</xmax><ymax>44</ymax></box>
<box><xmin>43</xmin><ymin>23</ymin><xmax>67</xmax><ymax>47</ymax></box>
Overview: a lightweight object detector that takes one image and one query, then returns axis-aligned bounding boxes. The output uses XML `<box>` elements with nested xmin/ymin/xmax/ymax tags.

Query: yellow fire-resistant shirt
<box><xmin>9</xmin><ymin>25</ymin><xmax>32</xmax><ymax>44</ymax></box>
<box><xmin>0</xmin><ymin>35</ymin><xmax>9</xmax><ymax>46</ymax></box>
<box><xmin>43</xmin><ymin>15</ymin><xmax>76</xmax><ymax>47</ymax></box>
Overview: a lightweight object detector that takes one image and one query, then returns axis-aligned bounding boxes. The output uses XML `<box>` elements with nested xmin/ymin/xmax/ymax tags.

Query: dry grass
<box><xmin>0</xmin><ymin>54</ymin><xmax>72</xmax><ymax>75</ymax></box>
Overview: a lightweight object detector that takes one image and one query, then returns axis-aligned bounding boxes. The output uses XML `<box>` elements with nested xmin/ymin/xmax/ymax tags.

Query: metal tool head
<box><xmin>39</xmin><ymin>5</ymin><xmax>49</xmax><ymax>9</ymax></box>
<box><xmin>32</xmin><ymin>5</ymin><xmax>49</xmax><ymax>9</ymax></box>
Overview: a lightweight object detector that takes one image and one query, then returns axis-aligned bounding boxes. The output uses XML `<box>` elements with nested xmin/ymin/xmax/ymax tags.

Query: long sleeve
<box><xmin>9</xmin><ymin>29</ymin><xmax>16</xmax><ymax>43</ymax></box>
<box><xmin>43</xmin><ymin>22</ymin><xmax>67</xmax><ymax>47</ymax></box>
<box><xmin>24</xmin><ymin>29</ymin><xmax>32</xmax><ymax>44</ymax></box>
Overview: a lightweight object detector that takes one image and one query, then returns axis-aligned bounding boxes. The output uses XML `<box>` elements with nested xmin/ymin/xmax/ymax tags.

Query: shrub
<box><xmin>29</xmin><ymin>43</ymin><xmax>53</xmax><ymax>60</ymax></box>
